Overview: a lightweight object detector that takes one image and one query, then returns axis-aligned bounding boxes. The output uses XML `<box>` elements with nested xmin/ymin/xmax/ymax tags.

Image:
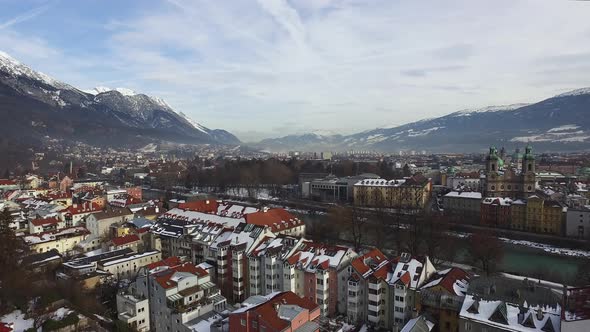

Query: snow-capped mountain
<box><xmin>253</xmin><ymin>132</ymin><xmax>344</xmax><ymax>152</ymax></box>
<box><xmin>0</xmin><ymin>51</ymin><xmax>239</xmax><ymax>147</ymax></box>
<box><xmin>253</xmin><ymin>89</ymin><xmax>590</xmax><ymax>152</ymax></box>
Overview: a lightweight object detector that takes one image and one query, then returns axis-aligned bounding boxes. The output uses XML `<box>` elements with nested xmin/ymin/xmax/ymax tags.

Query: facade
<box><xmin>28</xmin><ymin>216</ymin><xmax>66</xmax><ymax>234</ymax></box>
<box><xmin>344</xmin><ymin>248</ymin><xmax>391</xmax><ymax>328</ymax></box>
<box><xmin>418</xmin><ymin>267</ymin><xmax>470</xmax><ymax>332</ymax></box>
<box><xmin>24</xmin><ymin>226</ymin><xmax>90</xmax><ymax>254</ymax></box>
<box><xmin>483</xmin><ymin>145</ymin><xmax>536</xmax><ymax>199</ymax></box>
<box><xmin>442</xmin><ymin>191</ymin><xmax>482</xmax><ymax>223</ymax></box>
<box><xmin>562</xmin><ymin>286</ymin><xmax>590</xmax><ymax>332</ymax></box>
<box><xmin>117</xmin><ymin>257</ymin><xmax>226</xmax><ymax>332</ymax></box>
<box><xmin>228</xmin><ymin>291</ymin><xmax>320</xmax><ymax>332</ymax></box>
<box><xmin>387</xmin><ymin>253</ymin><xmax>436</xmax><ymax>330</ymax></box>
<box><xmin>354</xmin><ymin>174</ymin><xmax>432</xmax><ymax>211</ymax></box>
<box><xmin>566</xmin><ymin>207</ymin><xmax>590</xmax><ymax>239</ymax></box>
<box><xmin>85</xmin><ymin>208</ymin><xmax>134</xmax><ymax>238</ymax></box>
<box><xmin>63</xmin><ymin>202</ymin><xmax>102</xmax><ymax>227</ymax></box>
<box><xmin>99</xmin><ymin>250</ymin><xmax>161</xmax><ymax>279</ymax></box>
<box><xmin>307</xmin><ymin>174</ymin><xmax>379</xmax><ymax>202</ymax></box>
<box><xmin>247</xmin><ymin>235</ymin><xmax>304</xmax><ymax>298</ymax></box>
<box><xmin>445</xmin><ymin>172</ymin><xmax>481</xmax><ymax>191</ymax></box>
<box><xmin>480</xmin><ymin>197</ymin><xmax>513</xmax><ymax>228</ymax></box>
<box><xmin>283</xmin><ymin>241</ymin><xmax>357</xmax><ymax>317</ymax></box>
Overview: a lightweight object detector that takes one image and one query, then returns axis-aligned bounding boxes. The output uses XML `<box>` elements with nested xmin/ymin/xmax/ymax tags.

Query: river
<box><xmin>297</xmin><ymin>212</ymin><xmax>586</xmax><ymax>285</ymax></box>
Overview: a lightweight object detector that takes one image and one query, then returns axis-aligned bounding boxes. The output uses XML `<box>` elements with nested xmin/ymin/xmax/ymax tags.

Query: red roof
<box><xmin>146</xmin><ymin>256</ymin><xmax>183</xmax><ymax>271</ymax></box>
<box><xmin>398</xmin><ymin>271</ymin><xmax>411</xmax><ymax>286</ymax></box>
<box><xmin>31</xmin><ymin>217</ymin><xmax>61</xmax><ymax>226</ymax></box>
<box><xmin>421</xmin><ymin>267</ymin><xmax>470</xmax><ymax>295</ymax></box>
<box><xmin>244</xmin><ymin>209</ymin><xmax>302</xmax><ymax>232</ymax></box>
<box><xmin>0</xmin><ymin>179</ymin><xmax>17</xmax><ymax>186</ymax></box>
<box><xmin>44</xmin><ymin>191</ymin><xmax>72</xmax><ymax>200</ymax></box>
<box><xmin>0</xmin><ymin>322</ymin><xmax>13</xmax><ymax>332</ymax></box>
<box><xmin>234</xmin><ymin>291</ymin><xmax>319</xmax><ymax>331</ymax></box>
<box><xmin>178</xmin><ymin>200</ymin><xmax>219</xmax><ymax>213</ymax></box>
<box><xmin>112</xmin><ymin>234</ymin><xmax>140</xmax><ymax>246</ymax></box>
<box><xmin>66</xmin><ymin>202</ymin><xmax>101</xmax><ymax>215</ymax></box>
<box><xmin>153</xmin><ymin>263</ymin><xmax>209</xmax><ymax>289</ymax></box>
<box><xmin>350</xmin><ymin>248</ymin><xmax>388</xmax><ymax>278</ymax></box>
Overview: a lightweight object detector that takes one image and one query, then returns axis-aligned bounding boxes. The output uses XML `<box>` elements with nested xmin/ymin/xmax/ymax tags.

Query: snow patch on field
<box><xmin>1</xmin><ymin>310</ymin><xmax>34</xmax><ymax>332</ymax></box>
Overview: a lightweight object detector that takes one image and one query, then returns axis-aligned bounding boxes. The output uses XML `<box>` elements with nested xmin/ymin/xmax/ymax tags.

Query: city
<box><xmin>1</xmin><ymin>1</ymin><xmax>590</xmax><ymax>332</ymax></box>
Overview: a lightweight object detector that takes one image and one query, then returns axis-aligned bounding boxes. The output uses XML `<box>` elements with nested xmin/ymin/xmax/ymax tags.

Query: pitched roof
<box><xmin>153</xmin><ymin>262</ymin><xmax>209</xmax><ymax>289</ymax></box>
<box><xmin>350</xmin><ymin>248</ymin><xmax>389</xmax><ymax>279</ymax></box>
<box><xmin>66</xmin><ymin>202</ymin><xmax>101</xmax><ymax>215</ymax></box>
<box><xmin>146</xmin><ymin>256</ymin><xmax>183</xmax><ymax>271</ymax></box>
<box><xmin>421</xmin><ymin>267</ymin><xmax>470</xmax><ymax>296</ymax></box>
<box><xmin>30</xmin><ymin>217</ymin><xmax>61</xmax><ymax>226</ymax></box>
<box><xmin>235</xmin><ymin>291</ymin><xmax>319</xmax><ymax>331</ymax></box>
<box><xmin>244</xmin><ymin>208</ymin><xmax>303</xmax><ymax>232</ymax></box>
<box><xmin>178</xmin><ymin>200</ymin><xmax>219</xmax><ymax>213</ymax></box>
<box><xmin>112</xmin><ymin>234</ymin><xmax>140</xmax><ymax>246</ymax></box>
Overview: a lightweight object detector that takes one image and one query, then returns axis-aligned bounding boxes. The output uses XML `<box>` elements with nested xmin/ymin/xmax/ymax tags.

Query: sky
<box><xmin>1</xmin><ymin>0</ymin><xmax>590</xmax><ymax>142</ymax></box>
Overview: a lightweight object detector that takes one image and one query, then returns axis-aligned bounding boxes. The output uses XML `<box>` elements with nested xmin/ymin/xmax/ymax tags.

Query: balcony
<box><xmin>348</xmin><ymin>283</ymin><xmax>359</xmax><ymax>292</ymax></box>
<box><xmin>368</xmin><ymin>293</ymin><xmax>382</xmax><ymax>303</ymax></box>
<box><xmin>368</xmin><ymin>282</ymin><xmax>380</xmax><ymax>290</ymax></box>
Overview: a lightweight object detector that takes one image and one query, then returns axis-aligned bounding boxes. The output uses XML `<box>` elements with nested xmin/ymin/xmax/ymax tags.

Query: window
<box><xmin>241</xmin><ymin>319</ymin><xmax>246</xmax><ymax>326</ymax></box>
<box><xmin>464</xmin><ymin>322</ymin><xmax>472</xmax><ymax>331</ymax></box>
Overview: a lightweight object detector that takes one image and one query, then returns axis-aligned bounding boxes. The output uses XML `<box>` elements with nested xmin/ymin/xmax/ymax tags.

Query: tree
<box><xmin>329</xmin><ymin>206</ymin><xmax>367</xmax><ymax>252</ymax></box>
<box><xmin>402</xmin><ymin>164</ymin><xmax>412</xmax><ymax>177</ymax></box>
<box><xmin>469</xmin><ymin>230</ymin><xmax>504</xmax><ymax>276</ymax></box>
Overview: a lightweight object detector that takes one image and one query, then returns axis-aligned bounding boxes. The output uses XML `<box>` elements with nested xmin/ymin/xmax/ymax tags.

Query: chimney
<box><xmin>274</xmin><ymin>302</ymin><xmax>280</xmax><ymax>312</ymax></box>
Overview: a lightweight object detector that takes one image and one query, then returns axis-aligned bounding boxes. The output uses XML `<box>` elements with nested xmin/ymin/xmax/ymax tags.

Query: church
<box><xmin>483</xmin><ymin>145</ymin><xmax>536</xmax><ymax>199</ymax></box>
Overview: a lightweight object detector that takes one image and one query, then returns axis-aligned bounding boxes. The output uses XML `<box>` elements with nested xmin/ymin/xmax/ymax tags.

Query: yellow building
<box><xmin>24</xmin><ymin>227</ymin><xmax>90</xmax><ymax>254</ymax></box>
<box><xmin>353</xmin><ymin>174</ymin><xmax>431</xmax><ymax>210</ymax></box>
<box><xmin>509</xmin><ymin>195</ymin><xmax>564</xmax><ymax>235</ymax></box>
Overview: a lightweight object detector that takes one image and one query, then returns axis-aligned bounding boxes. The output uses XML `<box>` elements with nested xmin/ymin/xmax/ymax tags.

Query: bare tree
<box><xmin>329</xmin><ymin>206</ymin><xmax>367</xmax><ymax>252</ymax></box>
<box><xmin>469</xmin><ymin>230</ymin><xmax>504</xmax><ymax>276</ymax></box>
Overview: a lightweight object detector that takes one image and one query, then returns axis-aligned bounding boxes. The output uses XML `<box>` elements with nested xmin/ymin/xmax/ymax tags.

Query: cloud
<box><xmin>3</xmin><ymin>0</ymin><xmax>590</xmax><ymax>139</ymax></box>
<box><xmin>0</xmin><ymin>2</ymin><xmax>52</xmax><ymax>30</ymax></box>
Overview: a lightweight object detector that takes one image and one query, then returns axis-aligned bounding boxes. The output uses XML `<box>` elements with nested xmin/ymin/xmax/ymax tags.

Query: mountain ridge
<box><xmin>0</xmin><ymin>51</ymin><xmax>239</xmax><ymax>148</ymax></box>
<box><xmin>251</xmin><ymin>89</ymin><xmax>590</xmax><ymax>153</ymax></box>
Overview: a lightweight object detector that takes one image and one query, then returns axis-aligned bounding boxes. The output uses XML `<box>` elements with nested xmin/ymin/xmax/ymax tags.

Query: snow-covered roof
<box><xmin>459</xmin><ymin>295</ymin><xmax>561</xmax><ymax>332</ymax></box>
<box><xmin>444</xmin><ymin>191</ymin><xmax>482</xmax><ymax>199</ymax></box>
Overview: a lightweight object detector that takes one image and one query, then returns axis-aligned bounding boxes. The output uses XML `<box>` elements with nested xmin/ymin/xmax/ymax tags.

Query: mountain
<box><xmin>0</xmin><ymin>51</ymin><xmax>239</xmax><ymax>149</ymax></box>
<box><xmin>253</xmin><ymin>89</ymin><xmax>590</xmax><ymax>153</ymax></box>
<box><xmin>253</xmin><ymin>132</ymin><xmax>343</xmax><ymax>152</ymax></box>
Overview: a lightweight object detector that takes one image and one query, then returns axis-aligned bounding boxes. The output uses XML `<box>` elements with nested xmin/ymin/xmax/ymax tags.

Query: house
<box><xmin>228</xmin><ymin>291</ymin><xmax>320</xmax><ymax>332</ymax></box>
<box><xmin>387</xmin><ymin>253</ymin><xmax>436</xmax><ymax>330</ymax></box>
<box><xmin>400</xmin><ymin>315</ymin><xmax>435</xmax><ymax>332</ymax></box>
<box><xmin>0</xmin><ymin>179</ymin><xmax>19</xmax><ymax>192</ymax></box>
<box><xmin>111</xmin><ymin>234</ymin><xmax>142</xmax><ymax>251</ymax></box>
<box><xmin>98</xmin><ymin>250</ymin><xmax>161</xmax><ymax>279</ymax></box>
<box><xmin>85</xmin><ymin>208</ymin><xmax>134</xmax><ymax>238</ymax></box>
<box><xmin>442</xmin><ymin>191</ymin><xmax>482</xmax><ymax>223</ymax></box>
<box><xmin>562</xmin><ymin>286</ymin><xmax>590</xmax><ymax>332</ymax></box>
<box><xmin>566</xmin><ymin>206</ymin><xmax>590</xmax><ymax>239</ymax></box>
<box><xmin>353</xmin><ymin>174</ymin><xmax>432</xmax><ymax>211</ymax></box>
<box><xmin>117</xmin><ymin>258</ymin><xmax>226</xmax><ymax>332</ymax></box>
<box><xmin>247</xmin><ymin>235</ymin><xmax>304</xmax><ymax>298</ymax></box>
<box><xmin>344</xmin><ymin>248</ymin><xmax>391</xmax><ymax>328</ymax></box>
<box><xmin>480</xmin><ymin>197</ymin><xmax>513</xmax><ymax>228</ymax></box>
<box><xmin>418</xmin><ymin>267</ymin><xmax>470</xmax><ymax>332</ymax></box>
<box><xmin>29</xmin><ymin>216</ymin><xmax>66</xmax><ymax>234</ymax></box>
<box><xmin>63</xmin><ymin>202</ymin><xmax>102</xmax><ymax>227</ymax></box>
<box><xmin>24</xmin><ymin>226</ymin><xmax>90</xmax><ymax>254</ymax></box>
<box><xmin>244</xmin><ymin>208</ymin><xmax>306</xmax><ymax>237</ymax></box>
<box><xmin>283</xmin><ymin>241</ymin><xmax>357</xmax><ymax>317</ymax></box>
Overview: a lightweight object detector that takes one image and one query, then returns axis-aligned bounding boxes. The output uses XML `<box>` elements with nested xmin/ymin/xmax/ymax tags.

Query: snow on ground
<box><xmin>499</xmin><ymin>237</ymin><xmax>590</xmax><ymax>258</ymax></box>
<box><xmin>1</xmin><ymin>310</ymin><xmax>34</xmax><ymax>332</ymax></box>
<box><xmin>52</xmin><ymin>307</ymin><xmax>72</xmax><ymax>320</ymax></box>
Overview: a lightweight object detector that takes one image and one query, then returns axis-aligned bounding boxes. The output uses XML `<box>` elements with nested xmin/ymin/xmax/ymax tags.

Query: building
<box><xmin>562</xmin><ymin>286</ymin><xmax>590</xmax><ymax>332</ymax></box>
<box><xmin>353</xmin><ymin>174</ymin><xmax>432</xmax><ymax>211</ymax></box>
<box><xmin>387</xmin><ymin>253</ymin><xmax>436</xmax><ymax>330</ymax></box>
<box><xmin>98</xmin><ymin>250</ymin><xmax>161</xmax><ymax>279</ymax></box>
<box><xmin>306</xmin><ymin>174</ymin><xmax>379</xmax><ymax>202</ymax></box>
<box><xmin>85</xmin><ymin>208</ymin><xmax>134</xmax><ymax>238</ymax></box>
<box><xmin>63</xmin><ymin>202</ymin><xmax>102</xmax><ymax>227</ymax></box>
<box><xmin>459</xmin><ymin>275</ymin><xmax>562</xmax><ymax>332</ymax></box>
<box><xmin>483</xmin><ymin>145</ymin><xmax>536</xmax><ymax>198</ymax></box>
<box><xmin>283</xmin><ymin>241</ymin><xmax>357</xmax><ymax>317</ymax></box>
<box><xmin>28</xmin><ymin>216</ymin><xmax>66</xmax><ymax>234</ymax></box>
<box><xmin>244</xmin><ymin>208</ymin><xmax>306</xmax><ymax>237</ymax></box>
<box><xmin>344</xmin><ymin>248</ymin><xmax>391</xmax><ymax>328</ymax></box>
<box><xmin>566</xmin><ymin>206</ymin><xmax>590</xmax><ymax>239</ymax></box>
<box><xmin>228</xmin><ymin>291</ymin><xmax>320</xmax><ymax>332</ymax></box>
<box><xmin>111</xmin><ymin>234</ymin><xmax>143</xmax><ymax>251</ymax></box>
<box><xmin>418</xmin><ymin>267</ymin><xmax>470</xmax><ymax>332</ymax></box>
<box><xmin>24</xmin><ymin>226</ymin><xmax>90</xmax><ymax>254</ymax></box>
<box><xmin>445</xmin><ymin>172</ymin><xmax>481</xmax><ymax>191</ymax></box>
<box><xmin>442</xmin><ymin>191</ymin><xmax>482</xmax><ymax>223</ymax></box>
<box><xmin>117</xmin><ymin>257</ymin><xmax>226</xmax><ymax>332</ymax></box>
<box><xmin>480</xmin><ymin>197</ymin><xmax>513</xmax><ymax>228</ymax></box>
<box><xmin>247</xmin><ymin>235</ymin><xmax>304</xmax><ymax>298</ymax></box>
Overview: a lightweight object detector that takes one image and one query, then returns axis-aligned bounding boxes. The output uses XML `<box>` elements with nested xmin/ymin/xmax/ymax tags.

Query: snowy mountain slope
<box><xmin>0</xmin><ymin>51</ymin><xmax>239</xmax><ymax>146</ymax></box>
<box><xmin>253</xmin><ymin>89</ymin><xmax>590</xmax><ymax>152</ymax></box>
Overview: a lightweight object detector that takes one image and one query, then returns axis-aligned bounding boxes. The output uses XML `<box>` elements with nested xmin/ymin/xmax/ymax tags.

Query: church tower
<box><xmin>522</xmin><ymin>144</ymin><xmax>536</xmax><ymax>196</ymax></box>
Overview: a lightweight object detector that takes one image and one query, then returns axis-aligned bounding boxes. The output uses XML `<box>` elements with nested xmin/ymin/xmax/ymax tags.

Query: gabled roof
<box><xmin>244</xmin><ymin>208</ymin><xmax>303</xmax><ymax>232</ymax></box>
<box><xmin>30</xmin><ymin>217</ymin><xmax>61</xmax><ymax>226</ymax></box>
<box><xmin>233</xmin><ymin>291</ymin><xmax>318</xmax><ymax>331</ymax></box>
<box><xmin>153</xmin><ymin>262</ymin><xmax>208</xmax><ymax>289</ymax></box>
<box><xmin>350</xmin><ymin>248</ymin><xmax>389</xmax><ymax>279</ymax></box>
<box><xmin>421</xmin><ymin>267</ymin><xmax>470</xmax><ymax>296</ymax></box>
<box><xmin>178</xmin><ymin>200</ymin><xmax>219</xmax><ymax>213</ymax></box>
<box><xmin>112</xmin><ymin>234</ymin><xmax>140</xmax><ymax>246</ymax></box>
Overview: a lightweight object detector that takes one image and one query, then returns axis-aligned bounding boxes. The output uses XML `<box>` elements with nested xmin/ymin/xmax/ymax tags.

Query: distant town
<box><xmin>1</xmin><ymin>142</ymin><xmax>590</xmax><ymax>332</ymax></box>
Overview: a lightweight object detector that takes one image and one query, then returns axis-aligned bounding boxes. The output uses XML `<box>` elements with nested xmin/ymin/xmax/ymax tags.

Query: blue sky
<box><xmin>2</xmin><ymin>0</ymin><xmax>590</xmax><ymax>141</ymax></box>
